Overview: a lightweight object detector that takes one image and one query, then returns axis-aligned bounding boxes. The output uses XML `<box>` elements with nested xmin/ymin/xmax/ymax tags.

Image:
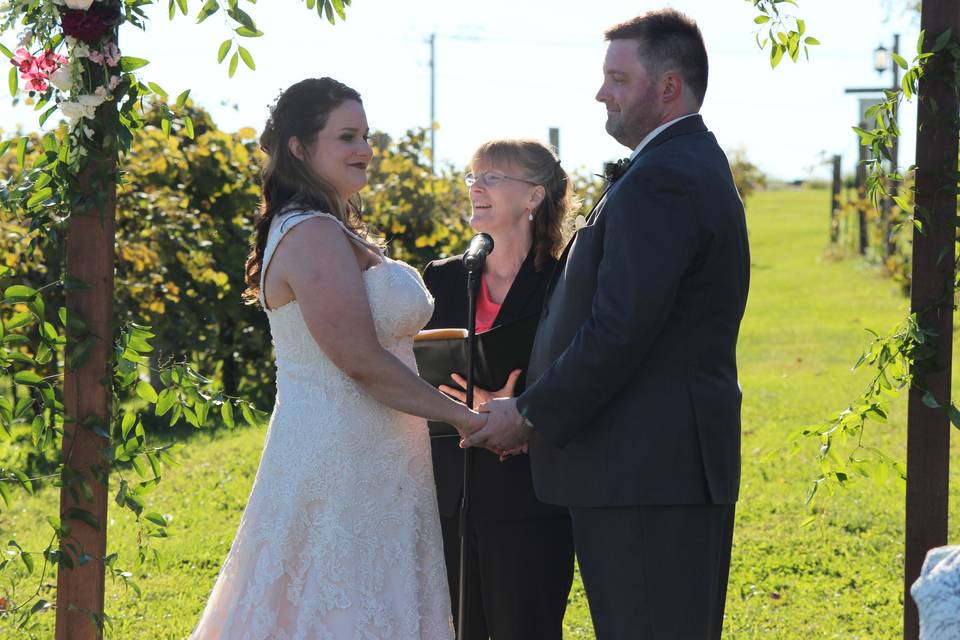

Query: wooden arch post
<box><xmin>55</xmin><ymin>12</ymin><xmax>119</xmax><ymax>639</ymax></box>
<box><xmin>903</xmin><ymin>1</ymin><xmax>960</xmax><ymax>638</ymax></box>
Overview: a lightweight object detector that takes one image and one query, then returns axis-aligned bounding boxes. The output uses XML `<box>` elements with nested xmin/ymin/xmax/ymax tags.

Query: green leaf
<box><xmin>176</xmin><ymin>89</ymin><xmax>191</xmax><ymax>109</ymax></box>
<box><xmin>217</xmin><ymin>39</ymin><xmax>232</xmax><ymax>63</ymax></box>
<box><xmin>932</xmin><ymin>29</ymin><xmax>952</xmax><ymax>53</ymax></box>
<box><xmin>63</xmin><ymin>274</ymin><xmax>91</xmax><ymax>290</ymax></box>
<box><xmin>235</xmin><ymin>26</ymin><xmax>264</xmax><ymax>37</ymax></box>
<box><xmin>804</xmin><ymin>37</ymin><xmax>820</xmax><ymax>46</ymax></box>
<box><xmin>121</xmin><ymin>412</ymin><xmax>137</xmax><ymax>439</ymax></box>
<box><xmin>147</xmin><ymin>81</ymin><xmax>168</xmax><ymax>98</ymax></box>
<box><xmin>136</xmin><ymin>380</ymin><xmax>159</xmax><ymax>403</ymax></box>
<box><xmin>4</xmin><ymin>285</ymin><xmax>37</xmax><ymax>303</ymax></box>
<box><xmin>131</xmin><ymin>455</ymin><xmax>147</xmax><ymax>477</ymax></box>
<box><xmin>220</xmin><ymin>401</ymin><xmax>235</xmax><ymax>428</ymax></box>
<box><xmin>228</xmin><ymin>51</ymin><xmax>239</xmax><ymax>77</ymax></box>
<box><xmin>238</xmin><ymin>46</ymin><xmax>255</xmax><ymax>70</ymax></box>
<box><xmin>922</xmin><ymin>391</ymin><xmax>940</xmax><ymax>409</ymax></box>
<box><xmin>754</xmin><ymin>15</ymin><xmax>770</xmax><ymax>24</ymax></box>
<box><xmin>240</xmin><ymin>402</ymin><xmax>257</xmax><ymax>426</ymax></box>
<box><xmin>120</xmin><ymin>57</ymin><xmax>151</xmax><ymax>72</ymax></box>
<box><xmin>66</xmin><ymin>507</ymin><xmax>101</xmax><ymax>530</ymax></box>
<box><xmin>145</xmin><ymin>512</ymin><xmax>167</xmax><ymax>527</ymax></box>
<box><xmin>26</xmin><ymin>186</ymin><xmax>53</xmax><ymax>207</ymax></box>
<box><xmin>21</xmin><ymin>551</ymin><xmax>34</xmax><ymax>575</ymax></box>
<box><xmin>0</xmin><ymin>42</ymin><xmax>13</xmax><ymax>59</ymax></box>
<box><xmin>8</xmin><ymin>66</ymin><xmax>17</xmax><ymax>97</ymax></box>
<box><xmin>31</xmin><ymin>415</ymin><xmax>45</xmax><ymax>447</ymax></box>
<box><xmin>891</xmin><ymin>52</ymin><xmax>908</xmax><ymax>70</ymax></box>
<box><xmin>13</xmin><ymin>371</ymin><xmax>43</xmax><ymax>386</ymax></box>
<box><xmin>949</xmin><ymin>404</ymin><xmax>960</xmax><ymax>430</ymax></box>
<box><xmin>115</xmin><ymin>480</ymin><xmax>128</xmax><ymax>507</ymax></box>
<box><xmin>0</xmin><ymin>482</ymin><xmax>11</xmax><ymax>507</ymax></box>
<box><xmin>13</xmin><ymin>470</ymin><xmax>33</xmax><ymax>494</ymax></box>
<box><xmin>176</xmin><ymin>0</ymin><xmax>188</xmax><ymax>15</ymax></box>
<box><xmin>155</xmin><ymin>388</ymin><xmax>177</xmax><ymax>417</ymax></box>
<box><xmin>16</xmin><ymin>136</ymin><xmax>26</xmax><ymax>168</ymax></box>
<box><xmin>184</xmin><ymin>116</ymin><xmax>195</xmax><ymax>139</ymax></box>
<box><xmin>197</xmin><ymin>0</ymin><xmax>220</xmax><ymax>23</ymax></box>
<box><xmin>9</xmin><ymin>312</ymin><xmax>35</xmax><ymax>335</ymax></box>
<box><xmin>38</xmin><ymin>105</ymin><xmax>58</xmax><ymax>127</ymax></box>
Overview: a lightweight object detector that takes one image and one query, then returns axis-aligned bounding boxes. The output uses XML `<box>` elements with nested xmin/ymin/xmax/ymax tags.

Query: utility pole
<box><xmin>428</xmin><ymin>32</ymin><xmax>436</xmax><ymax>174</ymax></box>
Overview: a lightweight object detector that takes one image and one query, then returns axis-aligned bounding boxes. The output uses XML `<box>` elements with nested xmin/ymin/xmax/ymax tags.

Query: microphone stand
<box><xmin>457</xmin><ymin>265</ymin><xmax>481</xmax><ymax>640</ymax></box>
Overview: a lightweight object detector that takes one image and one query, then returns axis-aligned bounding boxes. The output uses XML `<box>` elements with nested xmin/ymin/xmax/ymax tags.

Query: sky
<box><xmin>0</xmin><ymin>0</ymin><xmax>921</xmax><ymax>181</ymax></box>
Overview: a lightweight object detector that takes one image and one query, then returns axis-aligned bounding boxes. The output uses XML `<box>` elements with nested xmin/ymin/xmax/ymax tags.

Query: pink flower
<box><xmin>10</xmin><ymin>48</ymin><xmax>36</xmax><ymax>74</ymax></box>
<box><xmin>37</xmin><ymin>51</ymin><xmax>66</xmax><ymax>74</ymax></box>
<box><xmin>102</xmin><ymin>42</ymin><xmax>120</xmax><ymax>67</ymax></box>
<box><xmin>24</xmin><ymin>75</ymin><xmax>49</xmax><ymax>92</ymax></box>
<box><xmin>9</xmin><ymin>48</ymin><xmax>67</xmax><ymax>94</ymax></box>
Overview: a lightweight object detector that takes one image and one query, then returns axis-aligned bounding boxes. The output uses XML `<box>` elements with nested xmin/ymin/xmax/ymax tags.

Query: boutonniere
<box><xmin>601</xmin><ymin>157</ymin><xmax>631</xmax><ymax>184</ymax></box>
<box><xmin>573</xmin><ymin>214</ymin><xmax>587</xmax><ymax>231</ymax></box>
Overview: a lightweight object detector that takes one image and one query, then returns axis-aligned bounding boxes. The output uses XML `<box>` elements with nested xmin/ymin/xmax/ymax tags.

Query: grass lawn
<box><xmin>2</xmin><ymin>187</ymin><xmax>959</xmax><ymax>638</ymax></box>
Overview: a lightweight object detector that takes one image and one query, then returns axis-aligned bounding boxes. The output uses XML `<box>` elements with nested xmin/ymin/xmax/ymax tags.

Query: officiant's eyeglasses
<box><xmin>464</xmin><ymin>171</ymin><xmax>539</xmax><ymax>188</ymax></box>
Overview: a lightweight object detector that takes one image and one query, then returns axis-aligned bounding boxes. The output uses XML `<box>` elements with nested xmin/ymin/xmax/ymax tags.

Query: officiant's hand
<box><xmin>461</xmin><ymin>397</ymin><xmax>532</xmax><ymax>452</ymax></box>
<box><xmin>439</xmin><ymin>369</ymin><xmax>522</xmax><ymax>410</ymax></box>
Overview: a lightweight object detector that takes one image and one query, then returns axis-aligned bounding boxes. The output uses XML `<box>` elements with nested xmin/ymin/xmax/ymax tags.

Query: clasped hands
<box><xmin>441</xmin><ymin>370</ymin><xmax>533</xmax><ymax>461</ymax></box>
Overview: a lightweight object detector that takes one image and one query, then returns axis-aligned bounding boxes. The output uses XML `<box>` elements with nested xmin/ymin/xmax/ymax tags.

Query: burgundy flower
<box><xmin>60</xmin><ymin>4</ymin><xmax>120</xmax><ymax>44</ymax></box>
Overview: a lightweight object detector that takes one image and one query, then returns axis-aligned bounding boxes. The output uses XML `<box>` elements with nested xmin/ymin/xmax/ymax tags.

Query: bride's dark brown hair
<box><xmin>243</xmin><ymin>77</ymin><xmax>371</xmax><ymax>305</ymax></box>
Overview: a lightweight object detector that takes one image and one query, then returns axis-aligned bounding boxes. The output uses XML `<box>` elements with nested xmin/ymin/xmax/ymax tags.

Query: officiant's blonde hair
<box><xmin>469</xmin><ymin>140</ymin><xmax>578</xmax><ymax>271</ymax></box>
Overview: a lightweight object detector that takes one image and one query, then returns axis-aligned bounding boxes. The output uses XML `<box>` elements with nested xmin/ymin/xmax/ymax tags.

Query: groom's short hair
<box><xmin>605</xmin><ymin>9</ymin><xmax>709</xmax><ymax>106</ymax></box>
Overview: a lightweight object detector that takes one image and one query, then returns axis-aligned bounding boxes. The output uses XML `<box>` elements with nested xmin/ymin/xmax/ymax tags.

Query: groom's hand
<box><xmin>461</xmin><ymin>397</ymin><xmax>532</xmax><ymax>452</ymax></box>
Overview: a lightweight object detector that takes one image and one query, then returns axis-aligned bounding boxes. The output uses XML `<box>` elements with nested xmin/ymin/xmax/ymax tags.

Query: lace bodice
<box><xmin>191</xmin><ymin>210</ymin><xmax>453</xmax><ymax>639</ymax></box>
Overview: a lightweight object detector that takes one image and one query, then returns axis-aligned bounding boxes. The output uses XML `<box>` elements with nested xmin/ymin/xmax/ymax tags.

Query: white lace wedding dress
<box><xmin>191</xmin><ymin>210</ymin><xmax>454</xmax><ymax>639</ymax></box>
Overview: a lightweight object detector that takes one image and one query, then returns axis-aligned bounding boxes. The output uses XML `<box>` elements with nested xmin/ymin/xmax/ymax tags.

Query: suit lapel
<box><xmin>544</xmin><ymin>115</ymin><xmax>709</xmax><ymax>298</ymax></box>
<box><xmin>492</xmin><ymin>249</ymin><xmax>542</xmax><ymax>326</ymax></box>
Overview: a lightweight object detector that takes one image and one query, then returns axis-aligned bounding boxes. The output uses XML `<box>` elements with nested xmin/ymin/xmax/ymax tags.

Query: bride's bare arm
<box><xmin>268</xmin><ymin>217</ymin><xmax>484</xmax><ymax>434</ymax></box>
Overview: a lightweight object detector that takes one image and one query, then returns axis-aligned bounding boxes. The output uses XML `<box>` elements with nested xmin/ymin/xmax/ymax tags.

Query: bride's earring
<box><xmin>528</xmin><ymin>212</ymin><xmax>534</xmax><ymax>222</ymax></box>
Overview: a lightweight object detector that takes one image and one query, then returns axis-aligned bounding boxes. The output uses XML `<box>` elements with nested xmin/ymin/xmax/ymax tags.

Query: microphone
<box><xmin>462</xmin><ymin>233</ymin><xmax>494</xmax><ymax>273</ymax></box>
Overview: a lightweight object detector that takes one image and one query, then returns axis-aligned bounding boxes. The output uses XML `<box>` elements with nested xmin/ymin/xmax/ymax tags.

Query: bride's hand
<box><xmin>439</xmin><ymin>369</ymin><xmax>522</xmax><ymax>410</ymax></box>
<box><xmin>453</xmin><ymin>408</ymin><xmax>486</xmax><ymax>438</ymax></box>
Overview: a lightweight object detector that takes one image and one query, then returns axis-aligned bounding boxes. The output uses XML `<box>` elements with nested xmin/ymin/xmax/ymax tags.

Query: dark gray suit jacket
<box><xmin>516</xmin><ymin>115</ymin><xmax>750</xmax><ymax>507</ymax></box>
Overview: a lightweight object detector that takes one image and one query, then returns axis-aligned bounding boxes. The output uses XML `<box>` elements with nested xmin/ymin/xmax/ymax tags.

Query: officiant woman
<box><xmin>421</xmin><ymin>139</ymin><xmax>576</xmax><ymax>639</ymax></box>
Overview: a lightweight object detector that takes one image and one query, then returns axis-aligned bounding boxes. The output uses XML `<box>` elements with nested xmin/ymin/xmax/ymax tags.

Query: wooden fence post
<box><xmin>830</xmin><ymin>154</ymin><xmax>841</xmax><ymax>243</ymax></box>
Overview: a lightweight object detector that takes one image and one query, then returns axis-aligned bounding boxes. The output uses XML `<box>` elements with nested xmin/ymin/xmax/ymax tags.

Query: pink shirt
<box><xmin>475</xmin><ymin>275</ymin><xmax>502</xmax><ymax>333</ymax></box>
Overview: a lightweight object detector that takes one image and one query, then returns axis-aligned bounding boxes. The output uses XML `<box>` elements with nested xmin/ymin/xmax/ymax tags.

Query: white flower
<box><xmin>17</xmin><ymin>30</ymin><xmax>33</xmax><ymax>48</ymax></box>
<box><xmin>107</xmin><ymin>75</ymin><xmax>120</xmax><ymax>91</ymax></box>
<box><xmin>63</xmin><ymin>0</ymin><xmax>95</xmax><ymax>9</ymax></box>
<box><xmin>94</xmin><ymin>85</ymin><xmax>108</xmax><ymax>100</ymax></box>
<box><xmin>59</xmin><ymin>100</ymin><xmax>90</xmax><ymax>123</ymax></box>
<box><xmin>59</xmin><ymin>93</ymin><xmax>106</xmax><ymax>124</ymax></box>
<box><xmin>49</xmin><ymin>66</ymin><xmax>73</xmax><ymax>92</ymax></box>
<box><xmin>68</xmin><ymin>39</ymin><xmax>90</xmax><ymax>59</ymax></box>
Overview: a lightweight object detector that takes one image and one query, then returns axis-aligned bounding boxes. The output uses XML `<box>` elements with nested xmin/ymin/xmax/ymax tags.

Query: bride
<box><xmin>191</xmin><ymin>77</ymin><xmax>483</xmax><ymax>639</ymax></box>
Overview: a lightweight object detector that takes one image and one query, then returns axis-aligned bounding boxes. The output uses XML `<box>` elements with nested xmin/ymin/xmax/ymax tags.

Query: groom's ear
<box><xmin>661</xmin><ymin>71</ymin><xmax>684</xmax><ymax>104</ymax></box>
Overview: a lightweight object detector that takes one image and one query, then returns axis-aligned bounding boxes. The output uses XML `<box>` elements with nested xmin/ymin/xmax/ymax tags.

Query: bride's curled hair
<box><xmin>243</xmin><ymin>77</ymin><xmax>371</xmax><ymax>305</ymax></box>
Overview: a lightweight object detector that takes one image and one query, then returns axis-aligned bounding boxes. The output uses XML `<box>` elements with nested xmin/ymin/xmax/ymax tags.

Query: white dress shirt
<box><xmin>628</xmin><ymin>113</ymin><xmax>700</xmax><ymax>162</ymax></box>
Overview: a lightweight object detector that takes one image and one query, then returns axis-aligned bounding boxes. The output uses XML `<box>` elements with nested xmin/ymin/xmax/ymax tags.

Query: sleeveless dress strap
<box><xmin>259</xmin><ymin>209</ymin><xmax>383</xmax><ymax>308</ymax></box>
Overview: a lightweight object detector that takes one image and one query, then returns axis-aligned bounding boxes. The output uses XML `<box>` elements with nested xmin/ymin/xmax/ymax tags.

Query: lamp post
<box><xmin>844</xmin><ymin>34</ymin><xmax>901</xmax><ymax>258</ymax></box>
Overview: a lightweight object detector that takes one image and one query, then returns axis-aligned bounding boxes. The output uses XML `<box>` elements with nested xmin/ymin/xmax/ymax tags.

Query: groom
<box><xmin>462</xmin><ymin>9</ymin><xmax>750</xmax><ymax>639</ymax></box>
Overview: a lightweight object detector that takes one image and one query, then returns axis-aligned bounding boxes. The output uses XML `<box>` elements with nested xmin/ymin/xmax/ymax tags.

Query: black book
<box><xmin>414</xmin><ymin>314</ymin><xmax>540</xmax><ymax>438</ymax></box>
